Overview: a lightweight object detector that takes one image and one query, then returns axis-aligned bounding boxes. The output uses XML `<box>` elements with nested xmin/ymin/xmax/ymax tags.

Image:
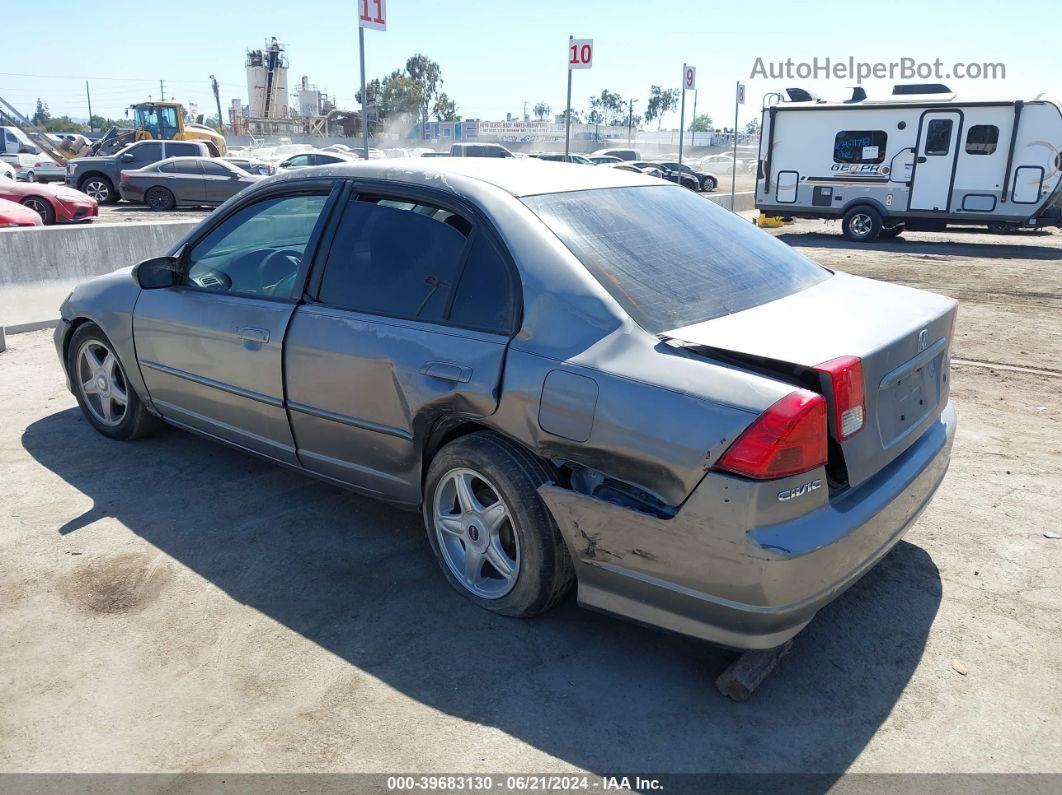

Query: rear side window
<box><xmin>166</xmin><ymin>143</ymin><xmax>200</xmax><ymax>157</ymax></box>
<box><xmin>130</xmin><ymin>142</ymin><xmax>163</xmax><ymax>162</ymax></box>
<box><xmin>833</xmin><ymin>131</ymin><xmax>887</xmax><ymax>164</ymax></box>
<box><xmin>318</xmin><ymin>197</ymin><xmax>471</xmax><ymax>321</ymax></box>
<box><xmin>925</xmin><ymin>119</ymin><xmax>953</xmax><ymax>156</ymax></box>
<box><xmin>449</xmin><ymin>236</ymin><xmax>516</xmax><ymax>333</ymax></box>
<box><xmin>965</xmin><ymin>125</ymin><xmax>999</xmax><ymax>155</ymax></box>
<box><xmin>523</xmin><ymin>185</ymin><xmax>829</xmax><ymax>334</ymax></box>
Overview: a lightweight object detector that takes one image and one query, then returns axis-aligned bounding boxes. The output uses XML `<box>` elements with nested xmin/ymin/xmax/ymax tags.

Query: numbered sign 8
<box><xmin>359</xmin><ymin>0</ymin><xmax>386</xmax><ymax>31</ymax></box>
<box><xmin>568</xmin><ymin>39</ymin><xmax>593</xmax><ymax>70</ymax></box>
<box><xmin>684</xmin><ymin>65</ymin><xmax>696</xmax><ymax>90</ymax></box>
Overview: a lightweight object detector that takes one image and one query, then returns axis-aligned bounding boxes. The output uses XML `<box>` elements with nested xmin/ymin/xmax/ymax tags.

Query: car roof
<box><xmin>265</xmin><ymin>158</ymin><xmax>660</xmax><ymax>197</ymax></box>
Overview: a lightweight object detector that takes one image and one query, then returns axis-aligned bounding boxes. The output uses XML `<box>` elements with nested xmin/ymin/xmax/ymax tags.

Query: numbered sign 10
<box><xmin>359</xmin><ymin>0</ymin><xmax>386</xmax><ymax>30</ymax></box>
<box><xmin>568</xmin><ymin>39</ymin><xmax>593</xmax><ymax>70</ymax></box>
<box><xmin>684</xmin><ymin>65</ymin><xmax>696</xmax><ymax>90</ymax></box>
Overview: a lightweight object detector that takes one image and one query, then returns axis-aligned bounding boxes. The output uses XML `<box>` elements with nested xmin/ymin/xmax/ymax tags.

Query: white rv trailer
<box><xmin>755</xmin><ymin>85</ymin><xmax>1062</xmax><ymax>241</ymax></box>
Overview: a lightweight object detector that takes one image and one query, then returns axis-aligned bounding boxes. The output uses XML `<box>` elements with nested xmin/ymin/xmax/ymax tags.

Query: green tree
<box><xmin>690</xmin><ymin>113</ymin><xmax>713</xmax><ymax>132</ymax></box>
<box><xmin>645</xmin><ymin>86</ymin><xmax>680</xmax><ymax>130</ymax></box>
<box><xmin>593</xmin><ymin>90</ymin><xmax>624</xmax><ymax>125</ymax></box>
<box><xmin>533</xmin><ymin>101</ymin><xmax>551</xmax><ymax>121</ymax></box>
<box><xmin>381</xmin><ymin>73</ymin><xmax>425</xmax><ymax>118</ymax></box>
<box><xmin>405</xmin><ymin>54</ymin><xmax>443</xmax><ymax>127</ymax></box>
<box><xmin>31</xmin><ymin>98</ymin><xmax>50</xmax><ymax>127</ymax></box>
<box><xmin>744</xmin><ymin>119</ymin><xmax>761</xmax><ymax>135</ymax></box>
<box><xmin>43</xmin><ymin>116</ymin><xmax>85</xmax><ymax>133</ymax></box>
<box><xmin>432</xmin><ymin>93</ymin><xmax>459</xmax><ymax>122</ymax></box>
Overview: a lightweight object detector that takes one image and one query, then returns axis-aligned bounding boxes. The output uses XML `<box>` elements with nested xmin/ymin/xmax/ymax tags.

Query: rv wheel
<box><xmin>842</xmin><ymin>207</ymin><xmax>883</xmax><ymax>242</ymax></box>
<box><xmin>880</xmin><ymin>224</ymin><xmax>905</xmax><ymax>239</ymax></box>
<box><xmin>987</xmin><ymin>222</ymin><xmax>1018</xmax><ymax>234</ymax></box>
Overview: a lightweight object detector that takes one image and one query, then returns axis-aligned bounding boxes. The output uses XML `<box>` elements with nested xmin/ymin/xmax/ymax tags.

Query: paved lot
<box><xmin>1</xmin><ymin>222</ymin><xmax>1059</xmax><ymax>780</ymax></box>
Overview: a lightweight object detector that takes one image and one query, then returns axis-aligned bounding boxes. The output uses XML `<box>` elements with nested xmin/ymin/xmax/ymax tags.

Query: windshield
<box><xmin>522</xmin><ymin>185</ymin><xmax>830</xmax><ymax>334</ymax></box>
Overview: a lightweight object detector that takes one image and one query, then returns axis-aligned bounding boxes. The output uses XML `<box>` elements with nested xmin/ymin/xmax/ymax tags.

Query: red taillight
<box><xmin>715</xmin><ymin>390</ymin><xmax>828</xmax><ymax>479</ymax></box>
<box><xmin>120</xmin><ymin>173</ymin><xmax>130</xmax><ymax>183</ymax></box>
<box><xmin>815</xmin><ymin>356</ymin><xmax>866</xmax><ymax>440</ymax></box>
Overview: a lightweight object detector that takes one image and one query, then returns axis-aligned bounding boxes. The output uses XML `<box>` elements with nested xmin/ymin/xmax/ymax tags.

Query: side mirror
<box><xmin>133</xmin><ymin>255</ymin><xmax>181</xmax><ymax>289</ymax></box>
<box><xmin>120</xmin><ymin>153</ymin><xmax>135</xmax><ymax>162</ymax></box>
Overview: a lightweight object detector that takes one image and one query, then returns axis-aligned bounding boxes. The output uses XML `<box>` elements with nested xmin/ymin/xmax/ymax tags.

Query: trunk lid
<box><xmin>666</xmin><ymin>272</ymin><xmax>956</xmax><ymax>488</ymax></box>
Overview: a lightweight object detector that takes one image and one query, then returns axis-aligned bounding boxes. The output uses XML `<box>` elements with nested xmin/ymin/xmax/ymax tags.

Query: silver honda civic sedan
<box><xmin>54</xmin><ymin>159</ymin><xmax>957</xmax><ymax>650</ymax></box>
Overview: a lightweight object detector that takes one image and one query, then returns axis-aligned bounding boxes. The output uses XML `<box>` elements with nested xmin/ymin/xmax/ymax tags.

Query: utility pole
<box><xmin>85</xmin><ymin>81</ymin><xmax>94</xmax><ymax>132</ymax></box>
<box><xmin>523</xmin><ymin>100</ymin><xmax>528</xmax><ymax>122</ymax></box>
<box><xmin>627</xmin><ymin>98</ymin><xmax>633</xmax><ymax>145</ymax></box>
<box><xmin>210</xmin><ymin>75</ymin><xmax>224</xmax><ymax>133</ymax></box>
<box><xmin>359</xmin><ymin>26</ymin><xmax>369</xmax><ymax>159</ymax></box>
<box><xmin>690</xmin><ymin>89</ymin><xmax>698</xmax><ymax>148</ymax></box>
<box><xmin>564</xmin><ymin>36</ymin><xmax>573</xmax><ymax>158</ymax></box>
<box><xmin>159</xmin><ymin>80</ymin><xmax>166</xmax><ymax>101</ymax></box>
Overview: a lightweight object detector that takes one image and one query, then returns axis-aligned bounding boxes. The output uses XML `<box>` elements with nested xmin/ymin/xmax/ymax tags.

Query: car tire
<box><xmin>880</xmin><ymin>224</ymin><xmax>906</xmax><ymax>239</ymax></box>
<box><xmin>701</xmin><ymin>176</ymin><xmax>717</xmax><ymax>192</ymax></box>
<box><xmin>66</xmin><ymin>323</ymin><xmax>162</xmax><ymax>441</ymax></box>
<box><xmin>145</xmin><ymin>186</ymin><xmax>176</xmax><ymax>212</ymax></box>
<box><xmin>21</xmin><ymin>196</ymin><xmax>55</xmax><ymax>225</ymax></box>
<box><xmin>842</xmin><ymin>206</ymin><xmax>883</xmax><ymax>242</ymax></box>
<box><xmin>988</xmin><ymin>222</ymin><xmax>1017</xmax><ymax>234</ymax></box>
<box><xmin>80</xmin><ymin>176</ymin><xmax>118</xmax><ymax>204</ymax></box>
<box><xmin>26</xmin><ymin>171</ymin><xmax>37</xmax><ymax>183</ymax></box>
<box><xmin>423</xmin><ymin>432</ymin><xmax>574</xmax><ymax>618</ymax></box>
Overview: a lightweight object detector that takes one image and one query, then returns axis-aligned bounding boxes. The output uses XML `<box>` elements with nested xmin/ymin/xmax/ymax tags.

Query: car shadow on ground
<box><xmin>23</xmin><ymin>408</ymin><xmax>942</xmax><ymax>776</ymax></box>
<box><xmin>775</xmin><ymin>231</ymin><xmax>1061</xmax><ymax>260</ymax></box>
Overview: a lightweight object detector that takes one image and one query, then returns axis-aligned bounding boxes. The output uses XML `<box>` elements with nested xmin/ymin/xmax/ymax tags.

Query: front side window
<box><xmin>833</xmin><ymin>130</ymin><xmax>887</xmax><ymax>164</ymax></box>
<box><xmin>200</xmin><ymin>160</ymin><xmax>234</xmax><ymax>176</ymax></box>
<box><xmin>925</xmin><ymin>119</ymin><xmax>954</xmax><ymax>156</ymax></box>
<box><xmin>167</xmin><ymin>143</ymin><xmax>200</xmax><ymax>157</ymax></box>
<box><xmin>965</xmin><ymin>125</ymin><xmax>999</xmax><ymax>155</ymax></box>
<box><xmin>183</xmin><ymin>193</ymin><xmax>328</xmax><ymax>299</ymax></box>
<box><xmin>523</xmin><ymin>185</ymin><xmax>829</xmax><ymax>334</ymax></box>
<box><xmin>318</xmin><ymin>196</ymin><xmax>471</xmax><ymax>322</ymax></box>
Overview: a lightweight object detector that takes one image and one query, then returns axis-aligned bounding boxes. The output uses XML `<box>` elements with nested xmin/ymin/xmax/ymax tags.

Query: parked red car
<box><xmin>0</xmin><ymin>196</ymin><xmax>43</xmax><ymax>227</ymax></box>
<box><xmin>0</xmin><ymin>176</ymin><xmax>98</xmax><ymax>225</ymax></box>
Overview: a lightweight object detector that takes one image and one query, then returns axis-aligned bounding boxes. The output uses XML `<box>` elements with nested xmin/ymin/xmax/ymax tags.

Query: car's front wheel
<box><xmin>20</xmin><ymin>196</ymin><xmax>55</xmax><ymax>225</ymax></box>
<box><xmin>423</xmin><ymin>432</ymin><xmax>574</xmax><ymax>617</ymax></box>
<box><xmin>67</xmin><ymin>323</ymin><xmax>161</xmax><ymax>441</ymax></box>
<box><xmin>701</xmin><ymin>175</ymin><xmax>717</xmax><ymax>192</ymax></box>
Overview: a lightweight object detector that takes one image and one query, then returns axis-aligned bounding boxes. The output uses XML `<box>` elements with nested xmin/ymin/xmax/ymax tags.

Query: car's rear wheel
<box><xmin>67</xmin><ymin>323</ymin><xmax>162</xmax><ymax>441</ymax></box>
<box><xmin>423</xmin><ymin>432</ymin><xmax>574</xmax><ymax>617</ymax></box>
<box><xmin>80</xmin><ymin>176</ymin><xmax>117</xmax><ymax>204</ymax></box>
<box><xmin>25</xmin><ymin>171</ymin><xmax>37</xmax><ymax>183</ymax></box>
<box><xmin>20</xmin><ymin>196</ymin><xmax>55</xmax><ymax>225</ymax></box>
<box><xmin>842</xmin><ymin>206</ymin><xmax>883</xmax><ymax>242</ymax></box>
<box><xmin>145</xmin><ymin>186</ymin><xmax>176</xmax><ymax>211</ymax></box>
<box><xmin>701</xmin><ymin>175</ymin><xmax>717</xmax><ymax>192</ymax></box>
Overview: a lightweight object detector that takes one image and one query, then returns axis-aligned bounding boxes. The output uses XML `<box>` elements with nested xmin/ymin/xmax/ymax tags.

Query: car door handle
<box><xmin>420</xmin><ymin>361</ymin><xmax>472</xmax><ymax>383</ymax></box>
<box><xmin>237</xmin><ymin>326</ymin><xmax>269</xmax><ymax>343</ymax></box>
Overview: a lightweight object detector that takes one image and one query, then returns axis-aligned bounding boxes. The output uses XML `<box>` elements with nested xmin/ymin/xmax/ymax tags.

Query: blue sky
<box><xmin>2</xmin><ymin>0</ymin><xmax>1058</xmax><ymax>130</ymax></box>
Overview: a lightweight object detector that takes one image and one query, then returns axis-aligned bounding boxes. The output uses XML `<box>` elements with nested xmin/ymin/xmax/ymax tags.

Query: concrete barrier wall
<box><xmin>0</xmin><ymin>191</ymin><xmax>757</xmax><ymax>331</ymax></box>
<box><xmin>0</xmin><ymin>221</ymin><xmax>197</xmax><ymax>329</ymax></box>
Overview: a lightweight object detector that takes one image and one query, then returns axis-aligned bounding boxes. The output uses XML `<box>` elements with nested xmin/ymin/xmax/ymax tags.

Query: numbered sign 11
<box><xmin>359</xmin><ymin>0</ymin><xmax>386</xmax><ymax>30</ymax></box>
<box><xmin>568</xmin><ymin>39</ymin><xmax>593</xmax><ymax>70</ymax></box>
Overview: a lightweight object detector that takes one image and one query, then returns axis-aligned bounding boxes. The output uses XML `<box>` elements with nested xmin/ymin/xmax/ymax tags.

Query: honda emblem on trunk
<box><xmin>917</xmin><ymin>329</ymin><xmax>929</xmax><ymax>352</ymax></box>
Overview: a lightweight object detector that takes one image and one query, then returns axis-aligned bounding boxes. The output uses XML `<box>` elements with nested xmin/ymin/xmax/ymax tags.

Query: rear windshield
<box><xmin>522</xmin><ymin>185</ymin><xmax>830</xmax><ymax>334</ymax></box>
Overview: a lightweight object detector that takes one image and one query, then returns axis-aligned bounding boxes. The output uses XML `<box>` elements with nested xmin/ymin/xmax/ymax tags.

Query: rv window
<box><xmin>833</xmin><ymin>131</ymin><xmax>887</xmax><ymax>164</ymax></box>
<box><xmin>965</xmin><ymin>125</ymin><xmax>999</xmax><ymax>155</ymax></box>
<box><xmin>925</xmin><ymin>119</ymin><xmax>953</xmax><ymax>156</ymax></box>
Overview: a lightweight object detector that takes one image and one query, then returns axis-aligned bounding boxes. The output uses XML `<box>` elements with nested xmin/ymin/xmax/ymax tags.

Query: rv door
<box><xmin>909</xmin><ymin>111</ymin><xmax>962</xmax><ymax>211</ymax></box>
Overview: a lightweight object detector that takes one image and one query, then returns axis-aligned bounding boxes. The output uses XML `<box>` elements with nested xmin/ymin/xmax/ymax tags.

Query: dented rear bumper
<box><xmin>539</xmin><ymin>401</ymin><xmax>957</xmax><ymax>650</ymax></box>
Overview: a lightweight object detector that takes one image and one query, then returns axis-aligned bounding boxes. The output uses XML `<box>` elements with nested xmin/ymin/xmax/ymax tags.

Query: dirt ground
<box><xmin>0</xmin><ymin>220</ymin><xmax>1059</xmax><ymax>784</ymax></box>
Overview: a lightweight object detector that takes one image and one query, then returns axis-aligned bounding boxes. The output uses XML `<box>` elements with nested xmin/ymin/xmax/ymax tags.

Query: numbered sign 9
<box><xmin>359</xmin><ymin>0</ymin><xmax>386</xmax><ymax>30</ymax></box>
<box><xmin>684</xmin><ymin>65</ymin><xmax>696</xmax><ymax>90</ymax></box>
<box><xmin>568</xmin><ymin>39</ymin><xmax>593</xmax><ymax>70</ymax></box>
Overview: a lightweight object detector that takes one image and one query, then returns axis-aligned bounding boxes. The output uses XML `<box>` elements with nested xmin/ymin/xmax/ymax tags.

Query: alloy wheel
<box><xmin>433</xmin><ymin>468</ymin><xmax>520</xmax><ymax>599</ymax></box>
<box><xmin>83</xmin><ymin>180</ymin><xmax>109</xmax><ymax>202</ymax></box>
<box><xmin>75</xmin><ymin>340</ymin><xmax>129</xmax><ymax>427</ymax></box>
<box><xmin>22</xmin><ymin>197</ymin><xmax>49</xmax><ymax>219</ymax></box>
<box><xmin>850</xmin><ymin>213</ymin><xmax>873</xmax><ymax>237</ymax></box>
